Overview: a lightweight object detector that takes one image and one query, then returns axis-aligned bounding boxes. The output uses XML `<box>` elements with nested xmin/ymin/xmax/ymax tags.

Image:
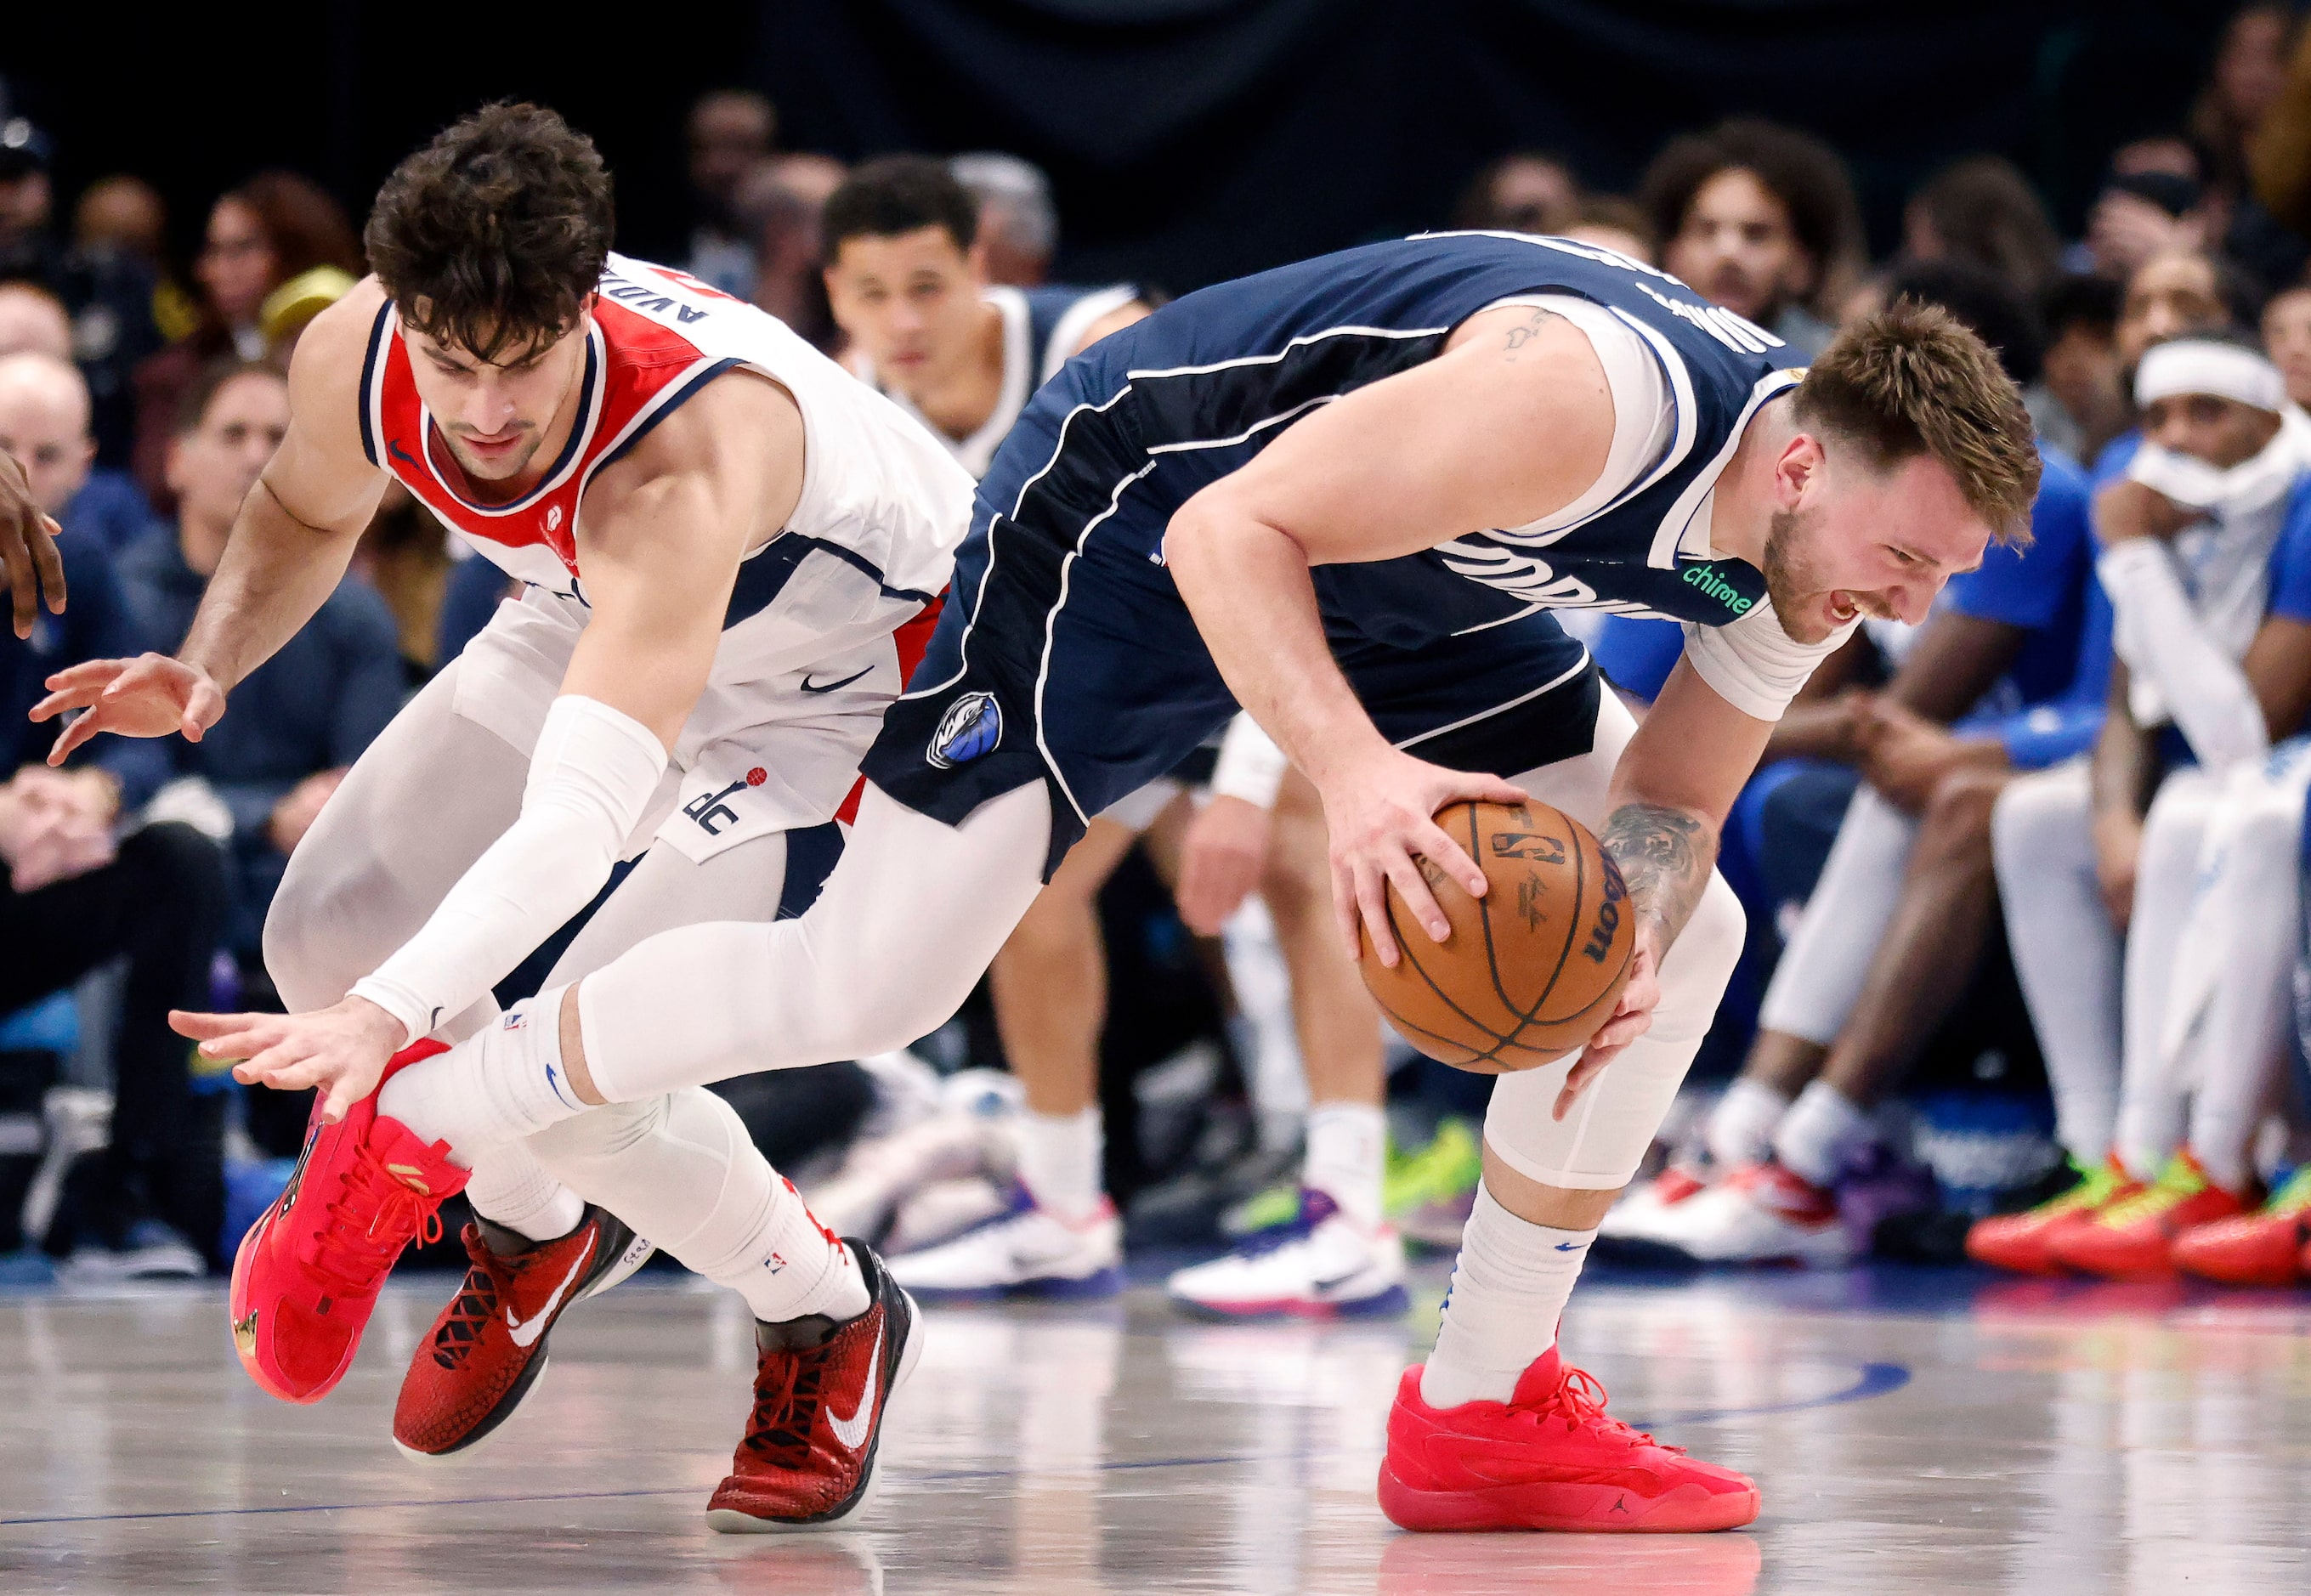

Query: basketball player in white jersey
<box><xmin>823</xmin><ymin>158</ymin><xmax>1403</xmax><ymax>1315</ymax></box>
<box><xmin>34</xmin><ymin>104</ymin><xmax>968</xmax><ymax>1531</ymax></box>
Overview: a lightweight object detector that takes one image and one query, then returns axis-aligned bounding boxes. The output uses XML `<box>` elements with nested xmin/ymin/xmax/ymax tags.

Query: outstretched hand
<box><xmin>173</xmin><ymin>996</ymin><xmax>408</xmax><ymax>1123</ymax></box>
<box><xmin>32</xmin><ymin>654</ymin><xmax>228</xmax><ymax>763</ymax></box>
<box><xmin>0</xmin><ymin>448</ymin><xmax>65</xmax><ymax>638</ymax></box>
<box><xmin>1316</xmin><ymin>749</ymin><xmax>1527</xmax><ymax>967</ymax></box>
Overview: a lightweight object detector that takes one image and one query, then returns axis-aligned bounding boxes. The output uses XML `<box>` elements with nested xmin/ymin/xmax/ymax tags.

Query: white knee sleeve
<box><xmin>526</xmin><ymin>1088</ymin><xmax>774</xmax><ymax>1284</ymax></box>
<box><xmin>1483</xmin><ymin>869</ymin><xmax>1744</xmax><ymax>1189</ymax></box>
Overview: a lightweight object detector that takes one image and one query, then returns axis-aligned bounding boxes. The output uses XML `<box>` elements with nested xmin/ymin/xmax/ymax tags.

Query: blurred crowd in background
<box><xmin>7</xmin><ymin>1</ymin><xmax>2311</xmax><ymax>1299</ymax></box>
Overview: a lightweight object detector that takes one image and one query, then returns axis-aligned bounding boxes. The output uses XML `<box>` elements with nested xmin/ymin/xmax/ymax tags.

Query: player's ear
<box><xmin>1776</xmin><ymin>432</ymin><xmax>1825</xmax><ymax>507</ymax></box>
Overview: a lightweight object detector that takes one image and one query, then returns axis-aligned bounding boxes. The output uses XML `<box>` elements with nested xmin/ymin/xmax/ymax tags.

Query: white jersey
<box><xmin>360</xmin><ymin>252</ymin><xmax>974</xmax><ymax>851</ymax></box>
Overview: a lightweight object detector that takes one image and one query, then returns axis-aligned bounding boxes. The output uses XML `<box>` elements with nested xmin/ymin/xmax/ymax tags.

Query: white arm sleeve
<box><xmin>350</xmin><ymin>694</ymin><xmax>669</xmax><ymax>1044</ymax></box>
<box><xmin>2098</xmin><ymin>538</ymin><xmax>2269</xmax><ymax>771</ymax></box>
<box><xmin>1679</xmin><ymin>603</ymin><xmax>1852</xmax><ymax>722</ymax></box>
<box><xmin>1209</xmin><ymin>715</ymin><xmax>1289</xmax><ymax>809</ymax></box>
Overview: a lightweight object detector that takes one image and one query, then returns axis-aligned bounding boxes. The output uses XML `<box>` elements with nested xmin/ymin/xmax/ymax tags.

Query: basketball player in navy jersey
<box><xmin>183</xmin><ymin>230</ymin><xmax>2039</xmax><ymax>1532</ymax></box>
<box><xmin>34</xmin><ymin>105</ymin><xmax>968</xmax><ymax>1531</ymax></box>
<box><xmin>825</xmin><ymin>157</ymin><xmax>1407</xmax><ymax>1316</ymax></box>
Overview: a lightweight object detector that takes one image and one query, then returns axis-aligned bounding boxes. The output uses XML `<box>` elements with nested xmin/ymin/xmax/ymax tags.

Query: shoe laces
<box><xmin>431</xmin><ymin>1237</ymin><xmax>507</xmax><ymax>1370</ymax></box>
<box><xmin>311</xmin><ymin>1141</ymin><xmax>445</xmax><ymax>1293</ymax></box>
<box><xmin>1516</xmin><ymin>1365</ymin><xmax>1675</xmax><ymax>1453</ymax></box>
<box><xmin>2097</xmin><ymin>1156</ymin><xmax>2206</xmax><ymax>1228</ymax></box>
<box><xmin>741</xmin><ymin>1343</ymin><xmax>830</xmax><ymax>1465</ymax></box>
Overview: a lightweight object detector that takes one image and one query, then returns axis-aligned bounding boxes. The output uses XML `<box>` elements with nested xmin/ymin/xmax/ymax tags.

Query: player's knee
<box><xmin>1916</xmin><ymin>769</ymin><xmax>2004</xmax><ymax>869</ymax></box>
<box><xmin>1991</xmin><ymin>770</ymin><xmax>2075</xmax><ymax>873</ymax></box>
<box><xmin>527</xmin><ymin>1096</ymin><xmax>671</xmax><ymax>1187</ymax></box>
<box><xmin>1655</xmin><ymin>869</ymin><xmax>1744</xmax><ymax>1027</ymax></box>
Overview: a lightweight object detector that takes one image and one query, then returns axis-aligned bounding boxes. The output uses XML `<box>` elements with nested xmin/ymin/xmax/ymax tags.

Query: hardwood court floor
<box><xmin>2</xmin><ymin>1259</ymin><xmax>2308</xmax><ymax>1593</ymax></box>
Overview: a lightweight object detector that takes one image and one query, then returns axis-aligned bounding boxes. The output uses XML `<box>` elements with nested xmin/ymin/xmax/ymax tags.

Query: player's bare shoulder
<box><xmin>263</xmin><ymin>279</ymin><xmax>396</xmax><ymax>531</ymax></box>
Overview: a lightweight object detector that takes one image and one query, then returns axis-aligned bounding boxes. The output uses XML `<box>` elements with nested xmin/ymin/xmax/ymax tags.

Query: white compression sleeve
<box><xmin>351</xmin><ymin>694</ymin><xmax>669</xmax><ymax>1044</ymax></box>
<box><xmin>1208</xmin><ymin>714</ymin><xmax>1289</xmax><ymax>809</ymax></box>
<box><xmin>2099</xmin><ymin>540</ymin><xmax>2269</xmax><ymax>772</ymax></box>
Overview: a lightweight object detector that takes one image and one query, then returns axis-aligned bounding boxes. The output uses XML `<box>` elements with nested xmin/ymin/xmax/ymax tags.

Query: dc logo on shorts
<box><xmin>927</xmin><ymin>692</ymin><xmax>1002</xmax><ymax>769</ymax></box>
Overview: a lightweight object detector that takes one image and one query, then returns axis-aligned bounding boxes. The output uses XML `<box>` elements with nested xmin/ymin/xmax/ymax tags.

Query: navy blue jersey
<box><xmin>865</xmin><ymin>232</ymin><xmax>1805</xmax><ymax>871</ymax></box>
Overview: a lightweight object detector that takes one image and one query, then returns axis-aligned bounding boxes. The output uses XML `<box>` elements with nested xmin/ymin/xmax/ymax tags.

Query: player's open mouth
<box><xmin>1827</xmin><ymin>591</ymin><xmax>1859</xmax><ymax>624</ymax></box>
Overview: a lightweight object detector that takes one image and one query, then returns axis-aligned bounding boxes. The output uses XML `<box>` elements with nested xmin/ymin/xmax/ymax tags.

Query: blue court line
<box><xmin>0</xmin><ymin>1362</ymin><xmax>1908</xmax><ymax>1530</ymax></box>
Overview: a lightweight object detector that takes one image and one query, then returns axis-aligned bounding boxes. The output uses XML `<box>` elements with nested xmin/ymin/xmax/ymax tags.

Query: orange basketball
<box><xmin>1358</xmin><ymin>799</ymin><xmax>1634</xmax><ymax>1074</ymax></box>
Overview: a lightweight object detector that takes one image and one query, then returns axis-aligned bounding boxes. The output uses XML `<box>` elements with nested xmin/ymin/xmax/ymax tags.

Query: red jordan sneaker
<box><xmin>393</xmin><ymin>1205</ymin><xmax>654</xmax><ymax>1459</ymax></box>
<box><xmin>1377</xmin><ymin>1347</ymin><xmax>1759</xmax><ymax>1533</ymax></box>
<box><xmin>706</xmin><ymin>1238</ymin><xmax>921</xmax><ymax>1533</ymax></box>
<box><xmin>228</xmin><ymin>1040</ymin><xmax>467</xmax><ymax>1404</ymax></box>
<box><xmin>1965</xmin><ymin>1156</ymin><xmax>2133</xmax><ymax>1276</ymax></box>
<box><xmin>2172</xmin><ymin>1166</ymin><xmax>2311</xmax><ymax>1288</ymax></box>
<box><xmin>2050</xmin><ymin>1151</ymin><xmax>2249</xmax><ymax>1282</ymax></box>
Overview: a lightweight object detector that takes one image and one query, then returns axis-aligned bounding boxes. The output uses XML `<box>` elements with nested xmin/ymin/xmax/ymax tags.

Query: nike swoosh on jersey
<box><xmin>799</xmin><ymin>666</ymin><xmax>873</xmax><ymax>695</ymax></box>
<box><xmin>505</xmin><ymin>1247</ymin><xmax>593</xmax><ymax>1348</ymax></box>
<box><xmin>388</xmin><ymin>438</ymin><xmax>419</xmax><ymax>466</ymax></box>
<box><xmin>825</xmin><ymin>1322</ymin><xmax>884</xmax><ymax>1451</ymax></box>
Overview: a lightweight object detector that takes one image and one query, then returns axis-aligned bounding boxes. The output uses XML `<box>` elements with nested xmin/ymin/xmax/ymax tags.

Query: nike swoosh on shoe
<box><xmin>826</xmin><ymin>1322</ymin><xmax>884</xmax><ymax>1451</ymax></box>
<box><xmin>505</xmin><ymin>1248</ymin><xmax>593</xmax><ymax>1348</ymax></box>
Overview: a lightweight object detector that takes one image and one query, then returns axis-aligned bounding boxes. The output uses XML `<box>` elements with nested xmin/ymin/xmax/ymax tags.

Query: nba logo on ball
<box><xmin>927</xmin><ymin>692</ymin><xmax>1002</xmax><ymax>768</ymax></box>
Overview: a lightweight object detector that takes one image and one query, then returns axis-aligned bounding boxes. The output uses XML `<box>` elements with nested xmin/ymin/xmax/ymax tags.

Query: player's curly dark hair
<box><xmin>1796</xmin><ymin>299</ymin><xmax>2042</xmax><ymax>546</ymax></box>
<box><xmin>365</xmin><ymin>102</ymin><xmax>614</xmax><ymax>363</ymax></box>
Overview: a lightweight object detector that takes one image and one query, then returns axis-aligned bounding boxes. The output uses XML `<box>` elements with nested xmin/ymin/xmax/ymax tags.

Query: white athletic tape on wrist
<box><xmin>1208</xmin><ymin>715</ymin><xmax>1289</xmax><ymax>810</ymax></box>
<box><xmin>352</xmin><ymin>694</ymin><xmax>669</xmax><ymax>1045</ymax></box>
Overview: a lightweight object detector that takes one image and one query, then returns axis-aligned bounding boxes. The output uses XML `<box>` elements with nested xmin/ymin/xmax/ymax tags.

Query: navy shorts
<box><xmin>864</xmin><ymin>364</ymin><xmax>1602</xmax><ymax>878</ymax></box>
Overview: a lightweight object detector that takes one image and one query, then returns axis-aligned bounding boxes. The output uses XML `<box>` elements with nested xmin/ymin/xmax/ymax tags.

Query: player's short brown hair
<box><xmin>1794</xmin><ymin>299</ymin><xmax>2042</xmax><ymax>546</ymax></box>
<box><xmin>365</xmin><ymin>102</ymin><xmax>614</xmax><ymax>364</ymax></box>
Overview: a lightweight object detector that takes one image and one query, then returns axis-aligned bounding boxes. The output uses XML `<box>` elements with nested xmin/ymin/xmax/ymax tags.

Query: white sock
<box><xmin>741</xmin><ymin>1176</ymin><xmax>872</xmax><ymax>1325</ymax></box>
<box><xmin>1017</xmin><ymin>1107</ymin><xmax>1104</xmax><ymax>1221</ymax></box>
<box><xmin>1305</xmin><ymin>1101</ymin><xmax>1386</xmax><ymax>1229</ymax></box>
<box><xmin>1419</xmin><ymin>1186</ymin><xmax>1592</xmax><ymax>1409</ymax></box>
<box><xmin>1705</xmin><ymin>1077</ymin><xmax>1791</xmax><ymax>1169</ymax></box>
<box><xmin>379</xmin><ymin>988</ymin><xmax>588</xmax><ymax>1163</ymax></box>
<box><xmin>463</xmin><ymin>1144</ymin><xmax>586</xmax><ymax>1243</ymax></box>
<box><xmin>1772</xmin><ymin>1081</ymin><xmax>1877</xmax><ymax>1190</ymax></box>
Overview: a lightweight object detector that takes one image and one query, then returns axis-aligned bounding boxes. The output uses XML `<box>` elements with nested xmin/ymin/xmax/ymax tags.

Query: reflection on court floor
<box><xmin>2</xmin><ymin>1263</ymin><xmax>2308</xmax><ymax>1593</ymax></box>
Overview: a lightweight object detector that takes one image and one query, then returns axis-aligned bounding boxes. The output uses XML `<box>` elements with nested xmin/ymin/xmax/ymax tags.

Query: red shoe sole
<box><xmin>1378</xmin><ymin>1463</ymin><xmax>1760</xmax><ymax>1533</ymax></box>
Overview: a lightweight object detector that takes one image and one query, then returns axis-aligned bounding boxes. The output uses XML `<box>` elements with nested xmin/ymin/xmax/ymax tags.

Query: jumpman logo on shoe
<box><xmin>826</xmin><ymin>1324</ymin><xmax>883</xmax><ymax>1450</ymax></box>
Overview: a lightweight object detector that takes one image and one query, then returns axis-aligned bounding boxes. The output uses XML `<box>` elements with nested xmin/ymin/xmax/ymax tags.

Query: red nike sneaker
<box><xmin>2172</xmin><ymin>1166</ymin><xmax>2311</xmax><ymax>1288</ymax></box>
<box><xmin>1966</xmin><ymin>1155</ymin><xmax>2133</xmax><ymax>1276</ymax></box>
<box><xmin>2050</xmin><ymin>1150</ymin><xmax>2250</xmax><ymax>1282</ymax></box>
<box><xmin>1377</xmin><ymin>1347</ymin><xmax>1759</xmax><ymax>1533</ymax></box>
<box><xmin>228</xmin><ymin>1040</ymin><xmax>467</xmax><ymax>1404</ymax></box>
<box><xmin>393</xmin><ymin>1205</ymin><xmax>654</xmax><ymax>1459</ymax></box>
<box><xmin>706</xmin><ymin>1238</ymin><xmax>920</xmax><ymax>1533</ymax></box>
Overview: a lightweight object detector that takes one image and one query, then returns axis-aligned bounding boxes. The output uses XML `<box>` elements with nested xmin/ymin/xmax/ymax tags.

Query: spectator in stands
<box><xmin>0</xmin><ymin>278</ymin><xmax>67</xmax><ymax>359</ymax></box>
<box><xmin>1565</xmin><ymin>195</ymin><xmax>1656</xmax><ymax>263</ymax></box>
<box><xmin>1</xmin><ymin>356</ymin><xmax>225</xmax><ymax>1278</ymax></box>
<box><xmin>0</xmin><ymin>327</ymin><xmax>155</xmax><ymax>552</ymax></box>
<box><xmin>0</xmin><ymin>118</ymin><xmax>161</xmax><ymax>471</ymax></box>
<box><xmin>1983</xmin><ymin>331</ymin><xmax>2311</xmax><ymax>1281</ymax></box>
<box><xmin>1903</xmin><ymin>156</ymin><xmax>2064</xmax><ymax>301</ymax></box>
<box><xmin>736</xmin><ymin>153</ymin><xmax>847</xmax><ymax>352</ymax></box>
<box><xmin>130</xmin><ymin>174</ymin><xmax>364</xmax><ymax>503</ymax></box>
<box><xmin>2192</xmin><ymin>3</ymin><xmax>2306</xmax><ymax>291</ymax></box>
<box><xmin>1453</xmin><ymin>151</ymin><xmax>1583</xmax><ymax>235</ymax></box>
<box><xmin>1601</xmin><ymin>263</ymin><xmax>2108</xmax><ymax>1266</ymax></box>
<box><xmin>72</xmin><ymin>176</ymin><xmax>195</xmax><ymax>345</ymax></box>
<box><xmin>2076</xmin><ymin>138</ymin><xmax>2216</xmax><ymax>282</ymax></box>
<box><xmin>952</xmin><ymin>152</ymin><xmax>1061</xmax><ymax>286</ymax></box>
<box><xmin>2262</xmin><ymin>278</ymin><xmax>2311</xmax><ymax>406</ymax></box>
<box><xmin>116</xmin><ymin>360</ymin><xmax>402</xmax><ymax>970</ymax></box>
<box><xmin>2032</xmin><ymin>274</ymin><xmax>2129</xmax><ymax>464</ymax></box>
<box><xmin>685</xmin><ymin>89</ymin><xmax>778</xmax><ymax>299</ymax></box>
<box><xmin>1640</xmin><ymin>118</ymin><xmax>1861</xmax><ymax>359</ymax></box>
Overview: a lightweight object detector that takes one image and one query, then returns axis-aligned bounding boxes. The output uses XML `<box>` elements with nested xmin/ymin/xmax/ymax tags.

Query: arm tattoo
<box><xmin>1501</xmin><ymin>306</ymin><xmax>1561</xmax><ymax>357</ymax></box>
<box><xmin>1598</xmin><ymin>802</ymin><xmax>1715</xmax><ymax>946</ymax></box>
